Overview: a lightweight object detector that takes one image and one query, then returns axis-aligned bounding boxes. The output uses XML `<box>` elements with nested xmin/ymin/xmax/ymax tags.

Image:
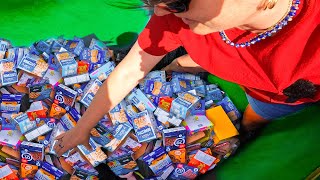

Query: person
<box><xmin>54</xmin><ymin>0</ymin><xmax>319</xmax><ymax>156</ymax></box>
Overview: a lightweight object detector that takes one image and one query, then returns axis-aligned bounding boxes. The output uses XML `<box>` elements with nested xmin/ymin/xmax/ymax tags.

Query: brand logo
<box><xmin>174</xmin><ymin>138</ymin><xmax>185</xmax><ymax>147</ymax></box>
<box><xmin>55</xmin><ymin>92</ymin><xmax>64</xmax><ymax>104</ymax></box>
<box><xmin>21</xmin><ymin>153</ymin><xmax>33</xmax><ymax>161</ymax></box>
<box><xmin>175</xmin><ymin>167</ymin><xmax>185</xmax><ymax>175</ymax></box>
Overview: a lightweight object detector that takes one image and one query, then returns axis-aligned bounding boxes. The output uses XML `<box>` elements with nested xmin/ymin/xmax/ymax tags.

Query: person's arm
<box><xmin>54</xmin><ymin>41</ymin><xmax>165</xmax><ymax>156</ymax></box>
<box><xmin>163</xmin><ymin>54</ymin><xmax>206</xmax><ymax>74</ymax></box>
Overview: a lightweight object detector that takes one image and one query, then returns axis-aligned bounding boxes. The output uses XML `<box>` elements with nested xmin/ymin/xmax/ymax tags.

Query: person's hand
<box><xmin>53</xmin><ymin>127</ymin><xmax>91</xmax><ymax>157</ymax></box>
<box><xmin>163</xmin><ymin>58</ymin><xmax>206</xmax><ymax>74</ymax></box>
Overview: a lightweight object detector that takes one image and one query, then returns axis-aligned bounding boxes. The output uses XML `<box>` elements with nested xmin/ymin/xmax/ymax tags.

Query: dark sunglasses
<box><xmin>153</xmin><ymin>0</ymin><xmax>191</xmax><ymax>13</ymax></box>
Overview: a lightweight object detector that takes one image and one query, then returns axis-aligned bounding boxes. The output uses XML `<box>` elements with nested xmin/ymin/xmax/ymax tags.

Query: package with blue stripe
<box><xmin>105</xmin><ymin>122</ymin><xmax>132</xmax><ymax>152</ymax></box>
<box><xmin>0</xmin><ymin>94</ymin><xmax>22</xmax><ymax>113</ymax></box>
<box><xmin>12</xmin><ymin>112</ymin><xmax>37</xmax><ymax>134</ymax></box>
<box><xmin>80</xmin><ymin>48</ymin><xmax>107</xmax><ymax>64</ymax></box>
<box><xmin>90</xmin><ymin>123</ymin><xmax>114</xmax><ymax>147</ymax></box>
<box><xmin>89</xmin><ymin>60</ymin><xmax>115</xmax><ymax>81</ymax></box>
<box><xmin>20</xmin><ymin>141</ymin><xmax>44</xmax><ymax>167</ymax></box>
<box><xmin>170</xmin><ymin>92</ymin><xmax>200</xmax><ymax>119</ymax></box>
<box><xmin>132</xmin><ymin>110</ymin><xmax>158</xmax><ymax>143</ymax></box>
<box><xmin>143</xmin><ymin>147</ymin><xmax>174</xmax><ymax>180</ymax></box>
<box><xmin>34</xmin><ymin>161</ymin><xmax>64</xmax><ymax>180</ymax></box>
<box><xmin>0</xmin><ymin>59</ymin><xmax>18</xmax><ymax>86</ymax></box>
<box><xmin>64</xmin><ymin>39</ymin><xmax>85</xmax><ymax>56</ymax></box>
<box><xmin>144</xmin><ymin>80</ymin><xmax>173</xmax><ymax>97</ymax></box>
<box><xmin>77</xmin><ymin>138</ymin><xmax>108</xmax><ymax>167</ymax></box>
<box><xmin>127</xmin><ymin>88</ymin><xmax>156</xmax><ymax>112</ymax></box>
<box><xmin>17</xmin><ymin>54</ymin><xmax>49</xmax><ymax>77</ymax></box>
<box><xmin>80</xmin><ymin>79</ymin><xmax>102</xmax><ymax>107</ymax></box>
<box><xmin>54</xmin><ymin>84</ymin><xmax>77</xmax><ymax>110</ymax></box>
<box><xmin>171</xmin><ymin>77</ymin><xmax>193</xmax><ymax>93</ymax></box>
<box><xmin>107</xmin><ymin>153</ymin><xmax>139</xmax><ymax>176</ymax></box>
<box><xmin>60</xmin><ymin>108</ymin><xmax>81</xmax><ymax>130</ymax></box>
<box><xmin>162</xmin><ymin>127</ymin><xmax>186</xmax><ymax>152</ymax></box>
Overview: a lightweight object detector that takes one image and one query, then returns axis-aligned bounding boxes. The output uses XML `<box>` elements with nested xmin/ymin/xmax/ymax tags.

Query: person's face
<box><xmin>153</xmin><ymin>0</ymin><xmax>253</xmax><ymax>35</ymax></box>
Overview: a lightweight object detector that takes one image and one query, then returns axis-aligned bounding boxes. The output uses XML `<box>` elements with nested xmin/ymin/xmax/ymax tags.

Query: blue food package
<box><xmin>171</xmin><ymin>77</ymin><xmax>192</xmax><ymax>93</ymax></box>
<box><xmin>18</xmin><ymin>54</ymin><xmax>49</xmax><ymax>77</ymax></box>
<box><xmin>77</xmin><ymin>138</ymin><xmax>108</xmax><ymax>167</ymax></box>
<box><xmin>60</xmin><ymin>108</ymin><xmax>81</xmax><ymax>130</ymax></box>
<box><xmin>13</xmin><ymin>113</ymin><xmax>37</xmax><ymax>134</ymax></box>
<box><xmin>192</xmin><ymin>100</ymin><xmax>206</xmax><ymax>115</ymax></box>
<box><xmin>109</xmin><ymin>100</ymin><xmax>130</xmax><ymax>125</ymax></box>
<box><xmin>29</xmin><ymin>83</ymin><xmax>52</xmax><ymax>102</ymax></box>
<box><xmin>132</xmin><ymin>111</ymin><xmax>157</xmax><ymax>143</ymax></box>
<box><xmin>20</xmin><ymin>141</ymin><xmax>45</xmax><ymax>166</ymax></box>
<box><xmin>127</xmin><ymin>88</ymin><xmax>157</xmax><ymax>112</ymax></box>
<box><xmin>80</xmin><ymin>48</ymin><xmax>106</xmax><ymax>64</ymax></box>
<box><xmin>105</xmin><ymin>122</ymin><xmax>132</xmax><ymax>152</ymax></box>
<box><xmin>169</xmin><ymin>164</ymin><xmax>199</xmax><ymax>180</ymax></box>
<box><xmin>194</xmin><ymin>85</ymin><xmax>207</xmax><ymax>97</ymax></box>
<box><xmin>107</xmin><ymin>154</ymin><xmax>139</xmax><ymax>176</ymax></box>
<box><xmin>139</xmin><ymin>70</ymin><xmax>166</xmax><ymax>91</ymax></box>
<box><xmin>89</xmin><ymin>61</ymin><xmax>115</xmax><ymax>81</ymax></box>
<box><xmin>205</xmin><ymin>88</ymin><xmax>223</xmax><ymax>101</ymax></box>
<box><xmin>143</xmin><ymin>147</ymin><xmax>174</xmax><ymax>180</ymax></box>
<box><xmin>162</xmin><ymin>127</ymin><xmax>187</xmax><ymax>152</ymax></box>
<box><xmin>35</xmin><ymin>41</ymin><xmax>51</xmax><ymax>54</ymax></box>
<box><xmin>0</xmin><ymin>94</ymin><xmax>22</xmax><ymax>113</ymax></box>
<box><xmin>172</xmin><ymin>72</ymin><xmax>201</xmax><ymax>81</ymax></box>
<box><xmin>89</xmin><ymin>38</ymin><xmax>108</xmax><ymax>51</ymax></box>
<box><xmin>216</xmin><ymin>96</ymin><xmax>242</xmax><ymax>121</ymax></box>
<box><xmin>0</xmin><ymin>59</ymin><xmax>18</xmax><ymax>86</ymax></box>
<box><xmin>80</xmin><ymin>79</ymin><xmax>102</xmax><ymax>107</ymax></box>
<box><xmin>65</xmin><ymin>39</ymin><xmax>85</xmax><ymax>56</ymax></box>
<box><xmin>90</xmin><ymin>123</ymin><xmax>114</xmax><ymax>147</ymax></box>
<box><xmin>144</xmin><ymin>80</ymin><xmax>173</xmax><ymax>97</ymax></box>
<box><xmin>58</xmin><ymin>57</ymin><xmax>78</xmax><ymax>77</ymax></box>
<box><xmin>34</xmin><ymin>162</ymin><xmax>64</xmax><ymax>180</ymax></box>
<box><xmin>54</xmin><ymin>84</ymin><xmax>78</xmax><ymax>110</ymax></box>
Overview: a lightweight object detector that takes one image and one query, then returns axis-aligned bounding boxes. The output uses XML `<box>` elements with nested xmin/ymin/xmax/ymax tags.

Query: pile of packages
<box><xmin>0</xmin><ymin>37</ymin><xmax>242</xmax><ymax>180</ymax></box>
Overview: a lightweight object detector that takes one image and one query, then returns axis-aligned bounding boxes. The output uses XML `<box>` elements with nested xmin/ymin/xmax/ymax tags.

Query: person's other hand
<box><xmin>53</xmin><ymin>127</ymin><xmax>91</xmax><ymax>156</ymax></box>
<box><xmin>163</xmin><ymin>58</ymin><xmax>206</xmax><ymax>74</ymax></box>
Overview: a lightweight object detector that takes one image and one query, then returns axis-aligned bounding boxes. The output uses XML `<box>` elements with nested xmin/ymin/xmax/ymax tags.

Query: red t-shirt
<box><xmin>138</xmin><ymin>0</ymin><xmax>320</xmax><ymax>105</ymax></box>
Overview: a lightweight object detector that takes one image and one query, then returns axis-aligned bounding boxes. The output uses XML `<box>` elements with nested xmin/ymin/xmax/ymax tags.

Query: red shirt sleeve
<box><xmin>138</xmin><ymin>15</ymin><xmax>182</xmax><ymax>56</ymax></box>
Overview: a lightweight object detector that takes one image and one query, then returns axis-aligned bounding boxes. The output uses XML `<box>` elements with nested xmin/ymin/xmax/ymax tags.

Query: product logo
<box><xmin>55</xmin><ymin>92</ymin><xmax>64</xmax><ymax>104</ymax></box>
<box><xmin>175</xmin><ymin>167</ymin><xmax>185</xmax><ymax>175</ymax></box>
<box><xmin>174</xmin><ymin>138</ymin><xmax>185</xmax><ymax>147</ymax></box>
<box><xmin>21</xmin><ymin>152</ymin><xmax>33</xmax><ymax>161</ymax></box>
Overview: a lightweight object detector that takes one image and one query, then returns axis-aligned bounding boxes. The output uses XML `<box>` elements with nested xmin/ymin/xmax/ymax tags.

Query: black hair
<box><xmin>283</xmin><ymin>79</ymin><xmax>318</xmax><ymax>103</ymax></box>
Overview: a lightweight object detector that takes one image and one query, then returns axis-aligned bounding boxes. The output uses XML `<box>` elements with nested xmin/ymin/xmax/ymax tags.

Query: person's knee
<box><xmin>241</xmin><ymin>104</ymin><xmax>270</xmax><ymax>131</ymax></box>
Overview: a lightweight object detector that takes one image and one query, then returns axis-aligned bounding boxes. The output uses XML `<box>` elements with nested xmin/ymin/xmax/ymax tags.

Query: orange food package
<box><xmin>168</xmin><ymin>148</ymin><xmax>186</xmax><ymax>164</ymax></box>
<box><xmin>188</xmin><ymin>150</ymin><xmax>216</xmax><ymax>174</ymax></box>
<box><xmin>20</xmin><ymin>163</ymin><xmax>38</xmax><ymax>179</ymax></box>
<box><xmin>49</xmin><ymin>103</ymin><xmax>66</xmax><ymax>119</ymax></box>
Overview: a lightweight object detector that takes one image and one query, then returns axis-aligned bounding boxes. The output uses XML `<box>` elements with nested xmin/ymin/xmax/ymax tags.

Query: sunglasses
<box><xmin>151</xmin><ymin>0</ymin><xmax>191</xmax><ymax>13</ymax></box>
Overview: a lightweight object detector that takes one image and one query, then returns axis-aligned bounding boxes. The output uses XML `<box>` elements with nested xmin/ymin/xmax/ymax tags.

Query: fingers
<box><xmin>54</xmin><ymin>139</ymin><xmax>71</xmax><ymax>157</ymax></box>
<box><xmin>54</xmin><ymin>132</ymin><xmax>66</xmax><ymax>141</ymax></box>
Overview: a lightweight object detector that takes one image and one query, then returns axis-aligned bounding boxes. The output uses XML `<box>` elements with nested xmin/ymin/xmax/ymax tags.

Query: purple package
<box><xmin>34</xmin><ymin>162</ymin><xmax>64</xmax><ymax>179</ymax></box>
<box><xmin>20</xmin><ymin>141</ymin><xmax>44</xmax><ymax>166</ymax></box>
<box><xmin>80</xmin><ymin>48</ymin><xmax>106</xmax><ymax>64</ymax></box>
<box><xmin>54</xmin><ymin>84</ymin><xmax>78</xmax><ymax>110</ymax></box>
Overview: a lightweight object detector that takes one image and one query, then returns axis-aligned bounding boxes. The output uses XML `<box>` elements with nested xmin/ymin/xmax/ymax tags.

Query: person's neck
<box><xmin>238</xmin><ymin>0</ymin><xmax>292</xmax><ymax>34</ymax></box>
